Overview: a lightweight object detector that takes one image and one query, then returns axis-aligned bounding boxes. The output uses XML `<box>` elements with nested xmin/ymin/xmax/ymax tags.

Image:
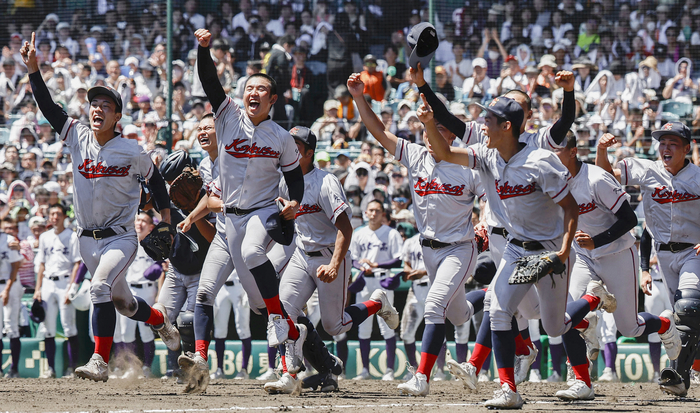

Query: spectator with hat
<box><xmin>359</xmin><ymin>54</ymin><xmax>389</xmax><ymax>102</ymax></box>
<box><xmin>463</xmin><ymin>57</ymin><xmax>491</xmax><ymax>100</ymax></box>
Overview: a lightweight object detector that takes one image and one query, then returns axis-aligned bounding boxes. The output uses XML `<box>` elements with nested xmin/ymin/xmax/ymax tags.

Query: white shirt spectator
<box><xmin>443</xmin><ymin>58</ymin><xmax>472</xmax><ymax>87</ymax></box>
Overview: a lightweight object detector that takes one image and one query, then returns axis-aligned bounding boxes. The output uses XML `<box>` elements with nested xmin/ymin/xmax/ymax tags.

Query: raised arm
<box><xmin>595</xmin><ymin>133</ymin><xmax>622</xmax><ymax>181</ymax></box>
<box><xmin>195</xmin><ymin>29</ymin><xmax>227</xmax><ymax>113</ymax></box>
<box><xmin>412</xmin><ymin>63</ymin><xmax>466</xmax><ymax>138</ymax></box>
<box><xmin>347</xmin><ymin>73</ymin><xmax>397</xmax><ymax>155</ymax></box>
<box><xmin>21</xmin><ymin>32</ymin><xmax>68</xmax><ymax>132</ymax></box>
<box><xmin>417</xmin><ymin>94</ymin><xmax>474</xmax><ymax>167</ymax></box>
<box><xmin>549</xmin><ymin>71</ymin><xmax>576</xmax><ymax>145</ymax></box>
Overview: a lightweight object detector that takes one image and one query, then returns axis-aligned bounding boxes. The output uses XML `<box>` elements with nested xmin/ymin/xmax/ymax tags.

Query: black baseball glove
<box><xmin>140</xmin><ymin>222</ymin><xmax>177</xmax><ymax>261</ymax></box>
<box><xmin>508</xmin><ymin>251</ymin><xmax>566</xmax><ymax>286</ymax></box>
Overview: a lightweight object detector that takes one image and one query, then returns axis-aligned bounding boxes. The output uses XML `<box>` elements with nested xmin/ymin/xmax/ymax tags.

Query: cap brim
<box><xmin>409</xmin><ymin>49</ymin><xmax>436</xmax><ymax>70</ymax></box>
<box><xmin>651</xmin><ymin>129</ymin><xmax>691</xmax><ymax>143</ymax></box>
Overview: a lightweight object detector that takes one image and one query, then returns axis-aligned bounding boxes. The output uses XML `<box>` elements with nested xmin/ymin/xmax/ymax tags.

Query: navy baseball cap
<box><xmin>652</xmin><ymin>121</ymin><xmax>691</xmax><ymax>144</ymax></box>
<box><xmin>407</xmin><ymin>22</ymin><xmax>439</xmax><ymax>70</ymax></box>
<box><xmin>88</xmin><ymin>85</ymin><xmax>123</xmax><ymax>113</ymax></box>
<box><xmin>476</xmin><ymin>97</ymin><xmax>524</xmax><ymax>132</ymax></box>
<box><xmin>290</xmin><ymin>126</ymin><xmax>317</xmax><ymax>151</ymax></box>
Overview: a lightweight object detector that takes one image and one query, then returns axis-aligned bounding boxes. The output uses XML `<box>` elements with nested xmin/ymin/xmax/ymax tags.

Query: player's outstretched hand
<box><xmin>277</xmin><ymin>197</ymin><xmax>299</xmax><ymax>221</ymax></box>
<box><xmin>33</xmin><ymin>289</ymin><xmax>41</xmax><ymax>302</ymax></box>
<box><xmin>409</xmin><ymin>62</ymin><xmax>426</xmax><ymax>87</ymax></box>
<box><xmin>347</xmin><ymin>73</ymin><xmax>365</xmax><ymax>98</ymax></box>
<box><xmin>641</xmin><ymin>270</ymin><xmax>652</xmax><ymax>296</ymax></box>
<box><xmin>555</xmin><ymin>70</ymin><xmax>575</xmax><ymax>92</ymax></box>
<box><xmin>317</xmin><ymin>264</ymin><xmax>338</xmax><ymax>283</ymax></box>
<box><xmin>597</xmin><ymin>133</ymin><xmax>617</xmax><ymax>149</ymax></box>
<box><xmin>20</xmin><ymin>32</ymin><xmax>39</xmax><ymax>74</ymax></box>
<box><xmin>178</xmin><ymin>216</ymin><xmax>193</xmax><ymax>233</ymax></box>
<box><xmin>416</xmin><ymin>93</ymin><xmax>434</xmax><ymax>123</ymax></box>
<box><xmin>194</xmin><ymin>29</ymin><xmax>212</xmax><ymax>48</ymax></box>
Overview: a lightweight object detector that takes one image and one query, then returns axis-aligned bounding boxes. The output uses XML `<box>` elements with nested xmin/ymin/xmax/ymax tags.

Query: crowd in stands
<box><xmin>0</xmin><ymin>0</ymin><xmax>700</xmax><ymax>380</ymax></box>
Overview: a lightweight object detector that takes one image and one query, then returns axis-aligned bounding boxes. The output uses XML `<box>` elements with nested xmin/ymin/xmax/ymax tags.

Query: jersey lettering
<box><xmin>44</xmin><ymin>246</ymin><xmax>70</xmax><ymax>256</ymax></box>
<box><xmin>414</xmin><ymin>177</ymin><xmax>465</xmax><ymax>196</ymax></box>
<box><xmin>578</xmin><ymin>202</ymin><xmax>597</xmax><ymax>215</ymax></box>
<box><xmin>77</xmin><ymin>159</ymin><xmax>131</xmax><ymax>179</ymax></box>
<box><xmin>358</xmin><ymin>242</ymin><xmax>388</xmax><ymax>253</ymax></box>
<box><xmin>225</xmin><ymin>139</ymin><xmax>281</xmax><ymax>159</ymax></box>
<box><xmin>295</xmin><ymin>204</ymin><xmax>323</xmax><ymax>218</ymax></box>
<box><xmin>650</xmin><ymin>186</ymin><xmax>700</xmax><ymax>204</ymax></box>
<box><xmin>495</xmin><ymin>179</ymin><xmax>536</xmax><ymax>199</ymax></box>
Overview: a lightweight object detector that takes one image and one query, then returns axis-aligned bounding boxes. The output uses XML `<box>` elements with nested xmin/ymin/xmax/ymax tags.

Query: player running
<box><xmin>596</xmin><ymin>122</ymin><xmax>700</xmax><ymax>397</ymax></box>
<box><xmin>348</xmin><ymin>74</ymin><xmax>486</xmax><ymax>395</ymax></box>
<box><xmin>266</xmin><ymin>126</ymin><xmax>398</xmax><ymax>394</ymax></box>
<box><xmin>422</xmin><ymin>95</ymin><xmax>614</xmax><ymax>408</ymax></box>
<box><xmin>34</xmin><ymin>204</ymin><xmax>82</xmax><ymax>379</ymax></box>
<box><xmin>21</xmin><ymin>32</ymin><xmax>179</xmax><ymax>382</ymax></box>
<box><xmin>553</xmin><ymin>132</ymin><xmax>680</xmax><ymax>399</ymax></box>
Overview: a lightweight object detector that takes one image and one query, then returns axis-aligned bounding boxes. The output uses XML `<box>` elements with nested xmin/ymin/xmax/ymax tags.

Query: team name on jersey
<box><xmin>225</xmin><ymin>139</ymin><xmax>280</xmax><ymax>159</ymax></box>
<box><xmin>408</xmin><ymin>250</ymin><xmax>422</xmax><ymax>262</ymax></box>
<box><xmin>578</xmin><ymin>201</ymin><xmax>597</xmax><ymax>215</ymax></box>
<box><xmin>495</xmin><ymin>179</ymin><xmax>536</xmax><ymax>199</ymax></box>
<box><xmin>0</xmin><ymin>251</ymin><xmax>8</xmax><ymax>260</ymax></box>
<box><xmin>296</xmin><ymin>204</ymin><xmax>323</xmax><ymax>218</ymax></box>
<box><xmin>78</xmin><ymin>159</ymin><xmax>131</xmax><ymax>179</ymax></box>
<box><xmin>358</xmin><ymin>242</ymin><xmax>389</xmax><ymax>253</ymax></box>
<box><xmin>44</xmin><ymin>246</ymin><xmax>70</xmax><ymax>256</ymax></box>
<box><xmin>650</xmin><ymin>186</ymin><xmax>700</xmax><ymax>204</ymax></box>
<box><xmin>414</xmin><ymin>177</ymin><xmax>465</xmax><ymax>196</ymax></box>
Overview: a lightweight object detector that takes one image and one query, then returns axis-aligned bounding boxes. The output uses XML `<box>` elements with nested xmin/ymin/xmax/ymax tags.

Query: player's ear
<box><xmin>269</xmin><ymin>93</ymin><xmax>278</xmax><ymax>106</ymax></box>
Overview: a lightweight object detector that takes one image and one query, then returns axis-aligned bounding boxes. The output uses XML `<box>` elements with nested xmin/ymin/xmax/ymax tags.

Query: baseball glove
<box><xmin>508</xmin><ymin>251</ymin><xmax>566</xmax><ymax>286</ymax></box>
<box><xmin>140</xmin><ymin>222</ymin><xmax>177</xmax><ymax>261</ymax></box>
<box><xmin>169</xmin><ymin>166</ymin><xmax>203</xmax><ymax>211</ymax></box>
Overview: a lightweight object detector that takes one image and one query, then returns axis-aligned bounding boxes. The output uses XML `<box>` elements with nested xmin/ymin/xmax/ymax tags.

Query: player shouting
<box><xmin>348</xmin><ymin>74</ymin><xmax>486</xmax><ymax>396</ymax></box>
<box><xmin>21</xmin><ymin>32</ymin><xmax>179</xmax><ymax>382</ymax></box>
<box><xmin>422</xmin><ymin>95</ymin><xmax>614</xmax><ymax>408</ymax></box>
<box><xmin>596</xmin><ymin>122</ymin><xmax>700</xmax><ymax>397</ymax></box>
<box><xmin>553</xmin><ymin>132</ymin><xmax>680</xmax><ymax>400</ymax></box>
<box><xmin>186</xmin><ymin>28</ymin><xmax>307</xmax><ymax>384</ymax></box>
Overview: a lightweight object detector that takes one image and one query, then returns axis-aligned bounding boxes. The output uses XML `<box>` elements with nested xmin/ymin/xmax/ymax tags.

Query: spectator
<box><xmin>433</xmin><ymin>66</ymin><xmax>455</xmax><ymax>102</ymax></box>
<box><xmin>462</xmin><ymin>57</ymin><xmax>490</xmax><ymax>100</ymax></box>
<box><xmin>444</xmin><ymin>42</ymin><xmax>472</xmax><ymax>89</ymax></box>
<box><xmin>264</xmin><ymin>34</ymin><xmax>295</xmax><ymax>123</ymax></box>
<box><xmin>359</xmin><ymin>54</ymin><xmax>389</xmax><ymax>102</ymax></box>
<box><xmin>662</xmin><ymin>58</ymin><xmax>696</xmax><ymax>100</ymax></box>
<box><xmin>327</xmin><ymin>12</ymin><xmax>356</xmax><ymax>97</ymax></box>
<box><xmin>334</xmin><ymin>84</ymin><xmax>358</xmax><ymax>122</ymax></box>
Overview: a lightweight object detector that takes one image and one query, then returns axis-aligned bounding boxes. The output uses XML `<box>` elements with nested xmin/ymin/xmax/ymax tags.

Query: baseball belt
<box><xmin>47</xmin><ymin>275</ymin><xmax>69</xmax><ymax>281</ymax></box>
<box><xmin>0</xmin><ymin>279</ymin><xmax>5</xmax><ymax>284</ymax></box>
<box><xmin>225</xmin><ymin>280</ymin><xmax>235</xmax><ymax>287</ymax></box>
<box><xmin>304</xmin><ymin>247</ymin><xmax>333</xmax><ymax>257</ymax></box>
<box><xmin>658</xmin><ymin>242</ymin><xmax>694</xmax><ymax>253</ymax></box>
<box><xmin>225</xmin><ymin>206</ymin><xmax>262</xmax><ymax>216</ymax></box>
<box><xmin>415</xmin><ymin>280</ymin><xmax>429</xmax><ymax>287</ymax></box>
<box><xmin>492</xmin><ymin>227</ymin><xmax>509</xmax><ymax>238</ymax></box>
<box><xmin>130</xmin><ymin>282</ymin><xmax>154</xmax><ymax>289</ymax></box>
<box><xmin>509</xmin><ymin>238</ymin><xmax>545</xmax><ymax>251</ymax></box>
<box><xmin>421</xmin><ymin>238</ymin><xmax>452</xmax><ymax>249</ymax></box>
<box><xmin>80</xmin><ymin>226</ymin><xmax>125</xmax><ymax>240</ymax></box>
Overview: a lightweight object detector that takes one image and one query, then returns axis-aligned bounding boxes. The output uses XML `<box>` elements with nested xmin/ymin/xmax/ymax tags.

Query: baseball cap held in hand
<box><xmin>407</xmin><ymin>22</ymin><xmax>439</xmax><ymax>70</ymax></box>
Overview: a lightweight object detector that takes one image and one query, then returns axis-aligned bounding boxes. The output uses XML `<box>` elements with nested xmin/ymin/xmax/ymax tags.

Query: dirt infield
<box><xmin>1</xmin><ymin>377</ymin><xmax>699</xmax><ymax>412</ymax></box>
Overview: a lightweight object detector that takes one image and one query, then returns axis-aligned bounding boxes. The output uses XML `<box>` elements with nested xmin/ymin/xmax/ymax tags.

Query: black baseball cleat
<box><xmin>659</xmin><ymin>367</ymin><xmax>688</xmax><ymax>397</ymax></box>
<box><xmin>302</xmin><ymin>371</ymin><xmax>339</xmax><ymax>392</ymax></box>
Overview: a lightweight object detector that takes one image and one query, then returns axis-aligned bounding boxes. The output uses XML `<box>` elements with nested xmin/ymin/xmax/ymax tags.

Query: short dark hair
<box><xmin>504</xmin><ymin>89</ymin><xmax>531</xmax><ymax>111</ymax></box>
<box><xmin>49</xmin><ymin>203</ymin><xmax>68</xmax><ymax>215</ymax></box>
<box><xmin>279</xmin><ymin>34</ymin><xmax>296</xmax><ymax>47</ymax></box>
<box><xmin>201</xmin><ymin>113</ymin><xmax>214</xmax><ymax>121</ymax></box>
<box><xmin>368</xmin><ymin>199</ymin><xmax>385</xmax><ymax>212</ymax></box>
<box><xmin>564</xmin><ymin>130</ymin><xmax>577</xmax><ymax>149</ymax></box>
<box><xmin>244</xmin><ymin>73</ymin><xmax>277</xmax><ymax>96</ymax></box>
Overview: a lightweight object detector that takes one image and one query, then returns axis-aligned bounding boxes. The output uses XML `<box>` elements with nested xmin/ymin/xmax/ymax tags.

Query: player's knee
<box><xmin>490</xmin><ymin>309</ymin><xmax>514</xmax><ymax>331</ymax></box>
<box><xmin>241</xmin><ymin>243</ymin><xmax>267</xmax><ymax>269</ymax></box>
<box><xmin>196</xmin><ymin>288</ymin><xmax>215</xmax><ymax>306</ymax></box>
<box><xmin>541</xmin><ymin>318</ymin><xmax>568</xmax><ymax>337</ymax></box>
<box><xmin>89</xmin><ymin>280</ymin><xmax>111</xmax><ymax>302</ymax></box>
<box><xmin>674</xmin><ymin>289</ymin><xmax>700</xmax><ymax>332</ymax></box>
<box><xmin>424</xmin><ymin>301</ymin><xmax>447</xmax><ymax>325</ymax></box>
<box><xmin>321</xmin><ymin>319</ymin><xmax>345</xmax><ymax>336</ymax></box>
<box><xmin>114</xmin><ymin>297</ymin><xmax>137</xmax><ymax>316</ymax></box>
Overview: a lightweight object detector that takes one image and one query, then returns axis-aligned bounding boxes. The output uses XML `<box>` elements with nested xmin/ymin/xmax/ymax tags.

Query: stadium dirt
<box><xmin>2</xmin><ymin>377</ymin><xmax>700</xmax><ymax>412</ymax></box>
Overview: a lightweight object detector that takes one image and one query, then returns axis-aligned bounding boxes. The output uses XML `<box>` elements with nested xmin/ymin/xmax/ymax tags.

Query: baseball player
<box><xmin>21</xmin><ymin>32</ymin><xmax>179</xmax><ymax>382</ymax></box>
<box><xmin>33</xmin><ymin>204</ymin><xmax>82</xmax><ymax>379</ymax></box>
<box><xmin>350</xmin><ymin>200</ymin><xmax>404</xmax><ymax>381</ymax></box>
<box><xmin>184</xmin><ymin>28</ymin><xmax>306</xmax><ymax>390</ymax></box>
<box><xmin>596</xmin><ymin>122</ymin><xmax>700</xmax><ymax>397</ymax></box>
<box><xmin>266</xmin><ymin>126</ymin><xmax>398</xmax><ymax>393</ymax></box>
<box><xmin>422</xmin><ymin>96</ymin><xmax>614</xmax><ymax>408</ymax></box>
<box><xmin>0</xmin><ymin>218</ymin><xmax>23</xmax><ymax>378</ymax></box>
<box><xmin>553</xmin><ymin>132</ymin><xmax>680</xmax><ymax>399</ymax></box>
<box><xmin>349</xmin><ymin>74</ymin><xmax>486</xmax><ymax>395</ymax></box>
<box><xmin>113</xmin><ymin>211</ymin><xmax>163</xmax><ymax>379</ymax></box>
<box><xmin>412</xmin><ymin>65</ymin><xmax>578</xmax><ymax>383</ymax></box>
<box><xmin>210</xmin><ymin>268</ymin><xmax>252</xmax><ymax>380</ymax></box>
<box><xmin>640</xmin><ymin>227</ymin><xmax>674</xmax><ymax>383</ymax></box>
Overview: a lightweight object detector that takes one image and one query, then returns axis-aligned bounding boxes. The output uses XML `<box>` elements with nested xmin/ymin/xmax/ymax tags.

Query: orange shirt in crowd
<box><xmin>360</xmin><ymin>70</ymin><xmax>386</xmax><ymax>102</ymax></box>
